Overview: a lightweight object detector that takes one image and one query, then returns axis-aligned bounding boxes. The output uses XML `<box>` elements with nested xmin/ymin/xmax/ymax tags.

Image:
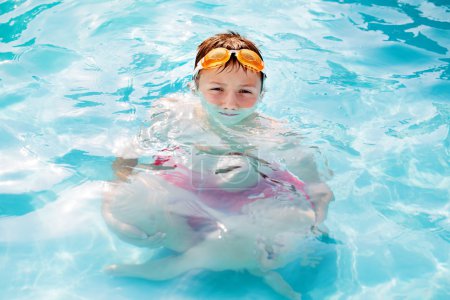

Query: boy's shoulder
<box><xmin>149</xmin><ymin>95</ymin><xmax>201</xmax><ymax>120</ymax></box>
<box><xmin>251</xmin><ymin>112</ymin><xmax>293</xmax><ymax>137</ymax></box>
<box><xmin>152</xmin><ymin>94</ymin><xmax>198</xmax><ymax>109</ymax></box>
<box><xmin>152</xmin><ymin>97</ymin><xmax>179</xmax><ymax>108</ymax></box>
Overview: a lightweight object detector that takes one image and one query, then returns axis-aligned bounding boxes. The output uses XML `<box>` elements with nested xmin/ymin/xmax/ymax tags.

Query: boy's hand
<box><xmin>113</xmin><ymin>158</ymin><xmax>138</xmax><ymax>181</ymax></box>
<box><xmin>306</xmin><ymin>182</ymin><xmax>334</xmax><ymax>225</ymax></box>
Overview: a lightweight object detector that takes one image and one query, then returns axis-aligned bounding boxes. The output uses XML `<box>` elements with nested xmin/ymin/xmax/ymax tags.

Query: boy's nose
<box><xmin>222</xmin><ymin>92</ymin><xmax>238</xmax><ymax>110</ymax></box>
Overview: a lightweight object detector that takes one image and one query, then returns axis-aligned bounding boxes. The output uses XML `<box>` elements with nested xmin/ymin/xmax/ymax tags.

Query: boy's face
<box><xmin>196</xmin><ymin>65</ymin><xmax>262</xmax><ymax>110</ymax></box>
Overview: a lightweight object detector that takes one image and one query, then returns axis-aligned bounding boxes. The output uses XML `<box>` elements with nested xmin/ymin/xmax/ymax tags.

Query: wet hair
<box><xmin>194</xmin><ymin>31</ymin><xmax>265</xmax><ymax>88</ymax></box>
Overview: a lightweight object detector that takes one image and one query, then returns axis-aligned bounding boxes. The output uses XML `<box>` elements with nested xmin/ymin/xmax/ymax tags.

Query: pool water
<box><xmin>0</xmin><ymin>0</ymin><xmax>449</xmax><ymax>299</ymax></box>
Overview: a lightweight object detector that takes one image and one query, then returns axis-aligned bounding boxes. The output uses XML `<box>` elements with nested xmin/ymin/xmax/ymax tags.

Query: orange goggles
<box><xmin>193</xmin><ymin>48</ymin><xmax>265</xmax><ymax>75</ymax></box>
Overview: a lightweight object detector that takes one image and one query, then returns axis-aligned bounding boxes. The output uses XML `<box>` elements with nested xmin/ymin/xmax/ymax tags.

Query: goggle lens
<box><xmin>237</xmin><ymin>49</ymin><xmax>264</xmax><ymax>72</ymax></box>
<box><xmin>202</xmin><ymin>48</ymin><xmax>231</xmax><ymax>69</ymax></box>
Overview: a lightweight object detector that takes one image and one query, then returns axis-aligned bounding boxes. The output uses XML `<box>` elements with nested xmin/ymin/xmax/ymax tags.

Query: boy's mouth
<box><xmin>219</xmin><ymin>112</ymin><xmax>239</xmax><ymax>116</ymax></box>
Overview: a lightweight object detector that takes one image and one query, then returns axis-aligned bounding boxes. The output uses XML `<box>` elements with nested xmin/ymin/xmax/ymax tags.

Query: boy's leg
<box><xmin>105</xmin><ymin>238</ymin><xmax>300</xmax><ymax>300</ymax></box>
<box><xmin>102</xmin><ymin>173</ymin><xmax>201</xmax><ymax>252</ymax></box>
<box><xmin>250</xmin><ymin>269</ymin><xmax>301</xmax><ymax>300</ymax></box>
<box><xmin>105</xmin><ymin>235</ymin><xmax>226</xmax><ymax>280</ymax></box>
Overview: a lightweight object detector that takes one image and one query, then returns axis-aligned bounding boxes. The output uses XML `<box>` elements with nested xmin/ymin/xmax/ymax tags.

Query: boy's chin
<box><xmin>210</xmin><ymin>112</ymin><xmax>256</xmax><ymax>127</ymax></box>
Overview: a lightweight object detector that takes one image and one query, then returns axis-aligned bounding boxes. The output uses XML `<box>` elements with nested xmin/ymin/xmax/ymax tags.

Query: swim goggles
<box><xmin>193</xmin><ymin>48</ymin><xmax>265</xmax><ymax>77</ymax></box>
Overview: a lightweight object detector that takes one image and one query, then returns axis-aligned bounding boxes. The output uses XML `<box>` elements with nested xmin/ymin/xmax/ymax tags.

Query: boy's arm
<box><xmin>111</xmin><ymin>136</ymin><xmax>142</xmax><ymax>181</ymax></box>
<box><xmin>307</xmin><ymin>181</ymin><xmax>334</xmax><ymax>225</ymax></box>
<box><xmin>111</xmin><ymin>96</ymin><xmax>181</xmax><ymax>182</ymax></box>
<box><xmin>283</xmin><ymin>149</ymin><xmax>334</xmax><ymax>226</ymax></box>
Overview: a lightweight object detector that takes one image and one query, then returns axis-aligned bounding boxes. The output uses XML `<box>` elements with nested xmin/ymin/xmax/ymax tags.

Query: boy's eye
<box><xmin>239</xmin><ymin>89</ymin><xmax>252</xmax><ymax>94</ymax></box>
<box><xmin>210</xmin><ymin>87</ymin><xmax>223</xmax><ymax>91</ymax></box>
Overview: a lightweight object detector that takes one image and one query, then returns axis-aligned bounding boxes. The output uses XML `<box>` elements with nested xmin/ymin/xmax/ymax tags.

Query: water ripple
<box><xmin>0</xmin><ymin>0</ymin><xmax>27</xmax><ymax>17</ymax></box>
<box><xmin>0</xmin><ymin>1</ymin><xmax>448</xmax><ymax>299</ymax></box>
<box><xmin>0</xmin><ymin>1</ymin><xmax>61</xmax><ymax>43</ymax></box>
<box><xmin>325</xmin><ymin>0</ymin><xmax>449</xmax><ymax>54</ymax></box>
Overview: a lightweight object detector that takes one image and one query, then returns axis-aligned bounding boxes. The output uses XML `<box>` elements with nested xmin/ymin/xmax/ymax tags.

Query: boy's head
<box><xmin>193</xmin><ymin>32</ymin><xmax>265</xmax><ymax>126</ymax></box>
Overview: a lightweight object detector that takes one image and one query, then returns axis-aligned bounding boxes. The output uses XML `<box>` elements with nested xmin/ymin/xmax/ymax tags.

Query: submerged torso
<box><xmin>131</xmin><ymin>95</ymin><xmax>314</xmax><ymax>214</ymax></box>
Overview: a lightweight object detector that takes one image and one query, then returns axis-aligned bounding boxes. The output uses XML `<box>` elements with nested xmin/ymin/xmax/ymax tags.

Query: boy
<box><xmin>103</xmin><ymin>32</ymin><xmax>333</xmax><ymax>300</ymax></box>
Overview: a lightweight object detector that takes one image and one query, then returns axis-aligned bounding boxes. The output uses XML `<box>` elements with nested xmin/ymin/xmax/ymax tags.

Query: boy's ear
<box><xmin>259</xmin><ymin>88</ymin><xmax>266</xmax><ymax>100</ymax></box>
<box><xmin>188</xmin><ymin>81</ymin><xmax>197</xmax><ymax>93</ymax></box>
<box><xmin>189</xmin><ymin>76</ymin><xmax>200</xmax><ymax>94</ymax></box>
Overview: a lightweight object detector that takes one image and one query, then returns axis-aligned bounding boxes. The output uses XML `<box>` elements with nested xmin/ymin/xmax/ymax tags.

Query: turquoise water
<box><xmin>0</xmin><ymin>0</ymin><xmax>449</xmax><ymax>299</ymax></box>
